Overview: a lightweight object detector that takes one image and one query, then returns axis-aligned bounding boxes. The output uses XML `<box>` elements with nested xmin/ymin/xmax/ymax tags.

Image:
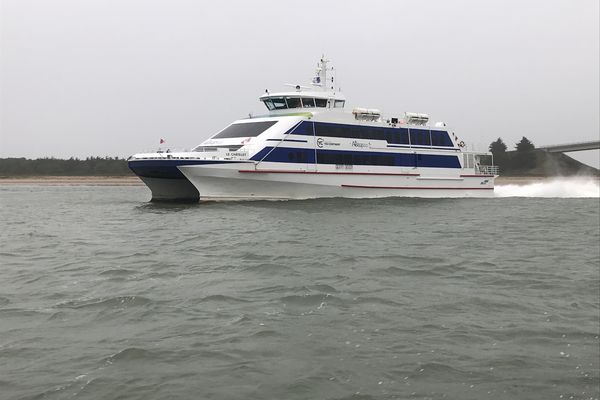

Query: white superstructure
<box><xmin>128</xmin><ymin>57</ymin><xmax>498</xmax><ymax>202</ymax></box>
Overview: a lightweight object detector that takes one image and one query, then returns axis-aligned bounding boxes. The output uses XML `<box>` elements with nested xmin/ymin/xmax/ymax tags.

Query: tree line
<box><xmin>0</xmin><ymin>156</ymin><xmax>133</xmax><ymax>176</ymax></box>
<box><xmin>487</xmin><ymin>136</ymin><xmax>537</xmax><ymax>174</ymax></box>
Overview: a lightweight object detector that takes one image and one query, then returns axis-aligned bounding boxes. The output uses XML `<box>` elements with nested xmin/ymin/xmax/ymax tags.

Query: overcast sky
<box><xmin>1</xmin><ymin>0</ymin><xmax>598</xmax><ymax>167</ymax></box>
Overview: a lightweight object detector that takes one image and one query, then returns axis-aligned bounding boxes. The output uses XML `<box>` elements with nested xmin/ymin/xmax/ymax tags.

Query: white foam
<box><xmin>494</xmin><ymin>178</ymin><xmax>600</xmax><ymax>198</ymax></box>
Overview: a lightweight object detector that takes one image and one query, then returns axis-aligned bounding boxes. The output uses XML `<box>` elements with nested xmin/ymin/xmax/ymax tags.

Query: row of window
<box><xmin>263</xmin><ymin>97</ymin><xmax>345</xmax><ymax>111</ymax></box>
<box><xmin>316</xmin><ymin>152</ymin><xmax>396</xmax><ymax>166</ymax></box>
<box><xmin>287</xmin><ymin>151</ymin><xmax>308</xmax><ymax>162</ymax></box>
<box><xmin>290</xmin><ymin>122</ymin><xmax>454</xmax><ymax>147</ymax></box>
<box><xmin>251</xmin><ymin>147</ymin><xmax>462</xmax><ymax>168</ymax></box>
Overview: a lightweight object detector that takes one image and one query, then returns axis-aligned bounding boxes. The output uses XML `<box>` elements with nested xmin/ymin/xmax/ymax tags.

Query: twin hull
<box><xmin>133</xmin><ymin>161</ymin><xmax>495</xmax><ymax>201</ymax></box>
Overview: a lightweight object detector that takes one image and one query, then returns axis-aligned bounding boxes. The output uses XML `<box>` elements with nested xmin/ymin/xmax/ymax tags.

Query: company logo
<box><xmin>316</xmin><ymin>137</ymin><xmax>340</xmax><ymax>148</ymax></box>
<box><xmin>351</xmin><ymin>140</ymin><xmax>369</xmax><ymax>148</ymax></box>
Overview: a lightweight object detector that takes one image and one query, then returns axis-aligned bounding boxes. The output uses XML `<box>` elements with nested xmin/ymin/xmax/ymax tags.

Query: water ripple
<box><xmin>0</xmin><ymin>186</ymin><xmax>598</xmax><ymax>400</ymax></box>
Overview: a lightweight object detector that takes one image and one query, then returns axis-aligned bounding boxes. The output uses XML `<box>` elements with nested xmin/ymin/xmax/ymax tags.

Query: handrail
<box><xmin>478</xmin><ymin>165</ymin><xmax>499</xmax><ymax>175</ymax></box>
<box><xmin>255</xmin><ymin>120</ymin><xmax>304</xmax><ymax>168</ymax></box>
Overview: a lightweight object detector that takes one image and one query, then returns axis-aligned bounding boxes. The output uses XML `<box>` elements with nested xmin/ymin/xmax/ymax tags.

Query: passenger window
<box><xmin>315</xmin><ymin>98</ymin><xmax>327</xmax><ymax>107</ymax></box>
<box><xmin>285</xmin><ymin>97</ymin><xmax>302</xmax><ymax>109</ymax></box>
<box><xmin>399</xmin><ymin>128</ymin><xmax>409</xmax><ymax>144</ymax></box>
<box><xmin>334</xmin><ymin>100</ymin><xmax>345</xmax><ymax>108</ymax></box>
<box><xmin>439</xmin><ymin>131</ymin><xmax>453</xmax><ymax>146</ymax></box>
<box><xmin>430</xmin><ymin>131</ymin><xmax>440</xmax><ymax>146</ymax></box>
<box><xmin>409</xmin><ymin>129</ymin><xmax>431</xmax><ymax>146</ymax></box>
<box><xmin>302</xmin><ymin>98</ymin><xmax>315</xmax><ymax>108</ymax></box>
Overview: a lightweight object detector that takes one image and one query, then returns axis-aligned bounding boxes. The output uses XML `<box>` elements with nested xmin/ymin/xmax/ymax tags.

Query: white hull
<box><xmin>179</xmin><ymin>164</ymin><xmax>494</xmax><ymax>201</ymax></box>
<box><xmin>128</xmin><ymin>57</ymin><xmax>499</xmax><ymax>202</ymax></box>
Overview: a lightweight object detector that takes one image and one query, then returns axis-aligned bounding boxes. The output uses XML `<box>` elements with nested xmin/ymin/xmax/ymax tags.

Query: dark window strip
<box><xmin>213</xmin><ymin>121</ymin><xmax>277</xmax><ymax>139</ymax></box>
<box><xmin>251</xmin><ymin>147</ymin><xmax>460</xmax><ymax>168</ymax></box>
<box><xmin>287</xmin><ymin>121</ymin><xmax>454</xmax><ymax>147</ymax></box>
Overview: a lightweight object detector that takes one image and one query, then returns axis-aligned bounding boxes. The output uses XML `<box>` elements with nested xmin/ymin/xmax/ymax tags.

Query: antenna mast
<box><xmin>312</xmin><ymin>55</ymin><xmax>330</xmax><ymax>91</ymax></box>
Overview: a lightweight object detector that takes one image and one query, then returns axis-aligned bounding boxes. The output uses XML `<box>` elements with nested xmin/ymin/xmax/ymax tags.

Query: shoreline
<box><xmin>0</xmin><ymin>175</ymin><xmax>597</xmax><ymax>186</ymax></box>
<box><xmin>0</xmin><ymin>176</ymin><xmax>144</xmax><ymax>186</ymax></box>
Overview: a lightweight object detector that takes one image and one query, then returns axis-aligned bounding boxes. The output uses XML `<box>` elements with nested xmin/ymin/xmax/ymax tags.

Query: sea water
<box><xmin>0</xmin><ymin>181</ymin><xmax>598</xmax><ymax>400</ymax></box>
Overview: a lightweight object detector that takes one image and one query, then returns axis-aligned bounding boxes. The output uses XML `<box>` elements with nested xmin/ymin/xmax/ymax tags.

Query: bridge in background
<box><xmin>537</xmin><ymin>140</ymin><xmax>600</xmax><ymax>153</ymax></box>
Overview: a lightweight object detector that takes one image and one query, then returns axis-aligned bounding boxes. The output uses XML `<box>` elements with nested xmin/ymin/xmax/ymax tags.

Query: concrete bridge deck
<box><xmin>537</xmin><ymin>140</ymin><xmax>600</xmax><ymax>153</ymax></box>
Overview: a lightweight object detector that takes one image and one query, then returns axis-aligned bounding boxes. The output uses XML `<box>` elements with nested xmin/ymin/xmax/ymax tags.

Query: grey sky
<box><xmin>1</xmin><ymin>0</ymin><xmax>598</xmax><ymax>167</ymax></box>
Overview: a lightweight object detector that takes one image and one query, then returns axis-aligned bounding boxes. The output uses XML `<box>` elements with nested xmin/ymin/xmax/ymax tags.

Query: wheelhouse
<box><xmin>260</xmin><ymin>94</ymin><xmax>345</xmax><ymax>111</ymax></box>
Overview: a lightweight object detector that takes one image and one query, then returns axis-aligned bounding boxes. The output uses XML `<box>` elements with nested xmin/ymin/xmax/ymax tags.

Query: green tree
<box><xmin>514</xmin><ymin>136</ymin><xmax>536</xmax><ymax>170</ymax></box>
<box><xmin>489</xmin><ymin>138</ymin><xmax>508</xmax><ymax>157</ymax></box>
<box><xmin>488</xmin><ymin>138</ymin><xmax>508</xmax><ymax>171</ymax></box>
<box><xmin>489</xmin><ymin>138</ymin><xmax>507</xmax><ymax>155</ymax></box>
<box><xmin>515</xmin><ymin>136</ymin><xmax>535</xmax><ymax>152</ymax></box>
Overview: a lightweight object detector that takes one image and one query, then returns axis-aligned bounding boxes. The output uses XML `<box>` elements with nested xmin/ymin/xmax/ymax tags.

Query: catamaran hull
<box><xmin>128</xmin><ymin>57</ymin><xmax>500</xmax><ymax>202</ymax></box>
<box><xmin>178</xmin><ymin>164</ymin><xmax>495</xmax><ymax>201</ymax></box>
<box><xmin>128</xmin><ymin>159</ymin><xmax>206</xmax><ymax>202</ymax></box>
<box><xmin>138</xmin><ymin>176</ymin><xmax>199</xmax><ymax>202</ymax></box>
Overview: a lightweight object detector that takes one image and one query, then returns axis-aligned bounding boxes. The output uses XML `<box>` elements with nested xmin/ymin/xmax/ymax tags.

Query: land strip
<box><xmin>0</xmin><ymin>176</ymin><xmax>144</xmax><ymax>186</ymax></box>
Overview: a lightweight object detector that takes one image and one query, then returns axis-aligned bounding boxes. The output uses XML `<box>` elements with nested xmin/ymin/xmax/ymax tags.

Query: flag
<box><xmin>160</xmin><ymin>138</ymin><xmax>165</xmax><ymax>144</ymax></box>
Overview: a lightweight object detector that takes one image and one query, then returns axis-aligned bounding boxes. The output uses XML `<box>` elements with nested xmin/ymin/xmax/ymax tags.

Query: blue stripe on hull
<box><xmin>128</xmin><ymin>159</ymin><xmax>238</xmax><ymax>179</ymax></box>
<box><xmin>250</xmin><ymin>147</ymin><xmax>461</xmax><ymax>169</ymax></box>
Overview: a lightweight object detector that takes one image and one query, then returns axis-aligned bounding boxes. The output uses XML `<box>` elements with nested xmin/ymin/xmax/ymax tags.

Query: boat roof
<box><xmin>259</xmin><ymin>90</ymin><xmax>346</xmax><ymax>101</ymax></box>
<box><xmin>259</xmin><ymin>56</ymin><xmax>346</xmax><ymax>107</ymax></box>
<box><xmin>259</xmin><ymin>91</ymin><xmax>346</xmax><ymax>101</ymax></box>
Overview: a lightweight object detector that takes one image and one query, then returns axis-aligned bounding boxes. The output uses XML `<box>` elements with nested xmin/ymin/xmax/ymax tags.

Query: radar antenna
<box><xmin>311</xmin><ymin>55</ymin><xmax>331</xmax><ymax>91</ymax></box>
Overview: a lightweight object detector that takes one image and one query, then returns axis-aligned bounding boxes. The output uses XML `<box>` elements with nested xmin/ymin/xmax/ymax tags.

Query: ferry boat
<box><xmin>128</xmin><ymin>57</ymin><xmax>498</xmax><ymax>201</ymax></box>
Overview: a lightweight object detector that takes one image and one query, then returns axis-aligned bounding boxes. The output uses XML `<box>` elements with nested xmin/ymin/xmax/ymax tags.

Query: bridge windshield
<box><xmin>262</xmin><ymin>96</ymin><xmax>331</xmax><ymax>110</ymax></box>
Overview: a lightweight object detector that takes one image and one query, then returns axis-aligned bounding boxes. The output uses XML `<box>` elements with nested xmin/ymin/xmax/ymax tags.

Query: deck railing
<box><xmin>478</xmin><ymin>165</ymin><xmax>500</xmax><ymax>175</ymax></box>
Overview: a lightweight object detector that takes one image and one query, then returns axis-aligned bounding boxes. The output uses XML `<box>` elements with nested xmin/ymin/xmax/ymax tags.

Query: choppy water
<box><xmin>1</xmin><ymin>181</ymin><xmax>599</xmax><ymax>400</ymax></box>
